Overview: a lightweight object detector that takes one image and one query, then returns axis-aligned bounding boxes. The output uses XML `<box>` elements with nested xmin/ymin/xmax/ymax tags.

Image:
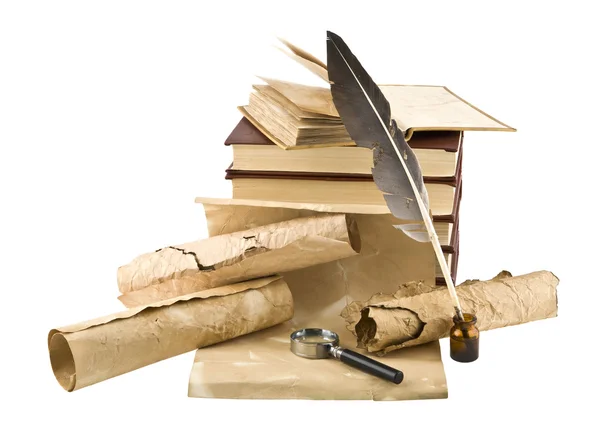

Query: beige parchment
<box><xmin>276</xmin><ymin>37</ymin><xmax>329</xmax><ymax>83</ymax></box>
<box><xmin>189</xmin><ymin>198</ymin><xmax>446</xmax><ymax>400</ymax></box>
<box><xmin>49</xmin><ymin>276</ymin><xmax>293</xmax><ymax>392</ymax></box>
<box><xmin>342</xmin><ymin>271</ymin><xmax>559</xmax><ymax>354</ymax></box>
<box><xmin>258</xmin><ymin>77</ymin><xmax>339</xmax><ymax>117</ymax></box>
<box><xmin>117</xmin><ymin>214</ymin><xmax>360</xmax><ymax>307</ymax></box>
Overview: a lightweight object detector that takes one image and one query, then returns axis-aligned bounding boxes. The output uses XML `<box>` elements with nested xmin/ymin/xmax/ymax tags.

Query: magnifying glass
<box><xmin>290</xmin><ymin>328</ymin><xmax>404</xmax><ymax>384</ymax></box>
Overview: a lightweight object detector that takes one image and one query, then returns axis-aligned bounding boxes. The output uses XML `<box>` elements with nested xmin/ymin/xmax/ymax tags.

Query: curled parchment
<box><xmin>341</xmin><ymin>270</ymin><xmax>559</xmax><ymax>354</ymax></box>
<box><xmin>48</xmin><ymin>276</ymin><xmax>293</xmax><ymax>392</ymax></box>
<box><xmin>117</xmin><ymin>214</ymin><xmax>360</xmax><ymax>307</ymax></box>
<box><xmin>188</xmin><ymin>199</ymin><xmax>446</xmax><ymax>401</ymax></box>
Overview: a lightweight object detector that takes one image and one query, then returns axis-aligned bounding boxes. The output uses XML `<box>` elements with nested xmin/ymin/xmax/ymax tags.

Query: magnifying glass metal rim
<box><xmin>290</xmin><ymin>327</ymin><xmax>404</xmax><ymax>385</ymax></box>
<box><xmin>290</xmin><ymin>328</ymin><xmax>339</xmax><ymax>359</ymax></box>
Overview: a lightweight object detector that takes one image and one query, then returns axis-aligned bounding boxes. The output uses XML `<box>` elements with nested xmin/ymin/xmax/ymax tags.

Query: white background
<box><xmin>1</xmin><ymin>1</ymin><xmax>598</xmax><ymax>444</ymax></box>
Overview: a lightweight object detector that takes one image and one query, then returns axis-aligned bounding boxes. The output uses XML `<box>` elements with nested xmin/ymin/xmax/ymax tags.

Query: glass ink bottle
<box><xmin>450</xmin><ymin>313</ymin><xmax>479</xmax><ymax>363</ymax></box>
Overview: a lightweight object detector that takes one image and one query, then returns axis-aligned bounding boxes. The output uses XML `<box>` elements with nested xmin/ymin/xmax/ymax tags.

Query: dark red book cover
<box><xmin>225</xmin><ymin>117</ymin><xmax>462</xmax><ymax>152</ymax></box>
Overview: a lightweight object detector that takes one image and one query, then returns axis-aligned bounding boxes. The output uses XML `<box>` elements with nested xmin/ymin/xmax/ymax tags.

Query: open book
<box><xmin>241</xmin><ymin>39</ymin><xmax>515</xmax><ymax>149</ymax></box>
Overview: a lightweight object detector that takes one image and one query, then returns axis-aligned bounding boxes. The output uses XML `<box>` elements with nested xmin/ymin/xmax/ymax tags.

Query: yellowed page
<box><xmin>253</xmin><ymin>84</ymin><xmax>339</xmax><ymax>121</ymax></box>
<box><xmin>378</xmin><ymin>85</ymin><xmax>516</xmax><ymax>136</ymax></box>
<box><xmin>239</xmin><ymin>106</ymin><xmax>354</xmax><ymax>150</ymax></box>
<box><xmin>231</xmin><ymin>144</ymin><xmax>457</xmax><ymax>177</ymax></box>
<box><xmin>242</xmin><ymin>79</ymin><xmax>514</xmax><ymax>142</ymax></box>
<box><xmin>230</xmin><ymin>178</ymin><xmax>456</xmax><ymax>216</ymax></box>
<box><xmin>276</xmin><ymin>37</ymin><xmax>329</xmax><ymax>82</ymax></box>
<box><xmin>258</xmin><ymin>77</ymin><xmax>339</xmax><ymax>117</ymax></box>
<box><xmin>195</xmin><ymin>196</ymin><xmax>391</xmax><ymax>214</ymax></box>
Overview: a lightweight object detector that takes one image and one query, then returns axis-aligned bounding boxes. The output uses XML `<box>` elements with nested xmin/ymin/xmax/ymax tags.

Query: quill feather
<box><xmin>326</xmin><ymin>31</ymin><xmax>464</xmax><ymax>320</ymax></box>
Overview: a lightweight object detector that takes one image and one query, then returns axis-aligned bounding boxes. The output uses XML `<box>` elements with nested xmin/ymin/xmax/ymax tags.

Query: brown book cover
<box><xmin>436</xmin><ymin>223</ymin><xmax>460</xmax><ymax>286</ymax></box>
<box><xmin>225</xmin><ymin>117</ymin><xmax>462</xmax><ymax>152</ymax></box>
<box><xmin>225</xmin><ymin>117</ymin><xmax>273</xmax><ymax>146</ymax></box>
<box><xmin>225</xmin><ymin>118</ymin><xmax>463</xmax><ymax>184</ymax></box>
<box><xmin>442</xmin><ymin>181</ymin><xmax>462</xmax><ymax>254</ymax></box>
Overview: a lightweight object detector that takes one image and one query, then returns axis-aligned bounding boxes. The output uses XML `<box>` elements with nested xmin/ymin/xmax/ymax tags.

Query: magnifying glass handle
<box><xmin>330</xmin><ymin>347</ymin><xmax>404</xmax><ymax>384</ymax></box>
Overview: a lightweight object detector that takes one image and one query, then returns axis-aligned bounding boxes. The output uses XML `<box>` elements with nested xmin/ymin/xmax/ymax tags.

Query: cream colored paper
<box><xmin>117</xmin><ymin>214</ymin><xmax>360</xmax><ymax>307</ymax></box>
<box><xmin>229</xmin><ymin>178</ymin><xmax>456</xmax><ymax>216</ymax></box>
<box><xmin>258</xmin><ymin>77</ymin><xmax>339</xmax><ymax>117</ymax></box>
<box><xmin>378</xmin><ymin>85</ymin><xmax>516</xmax><ymax>137</ymax></box>
<box><xmin>195</xmin><ymin>197</ymin><xmax>391</xmax><ymax>214</ymax></box>
<box><xmin>244</xmin><ymin>79</ymin><xmax>513</xmax><ymax>142</ymax></box>
<box><xmin>253</xmin><ymin>83</ymin><xmax>339</xmax><ymax>121</ymax></box>
<box><xmin>342</xmin><ymin>271</ymin><xmax>559</xmax><ymax>354</ymax></box>
<box><xmin>48</xmin><ymin>276</ymin><xmax>293</xmax><ymax>392</ymax></box>
<box><xmin>239</xmin><ymin>105</ymin><xmax>355</xmax><ymax>150</ymax></box>
<box><xmin>189</xmin><ymin>198</ymin><xmax>446</xmax><ymax>400</ymax></box>
<box><xmin>276</xmin><ymin>37</ymin><xmax>329</xmax><ymax>83</ymax></box>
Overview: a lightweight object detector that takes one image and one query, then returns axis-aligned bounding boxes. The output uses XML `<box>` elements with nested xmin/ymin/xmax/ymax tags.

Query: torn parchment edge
<box><xmin>50</xmin><ymin>276</ymin><xmax>282</xmax><ymax>338</ymax></box>
<box><xmin>342</xmin><ymin>270</ymin><xmax>559</xmax><ymax>355</ymax></box>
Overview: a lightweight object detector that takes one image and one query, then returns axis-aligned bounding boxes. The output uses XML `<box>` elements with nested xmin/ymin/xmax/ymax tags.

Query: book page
<box><xmin>274</xmin><ymin>40</ymin><xmax>514</xmax><ymax>136</ymax></box>
<box><xmin>379</xmin><ymin>85</ymin><xmax>515</xmax><ymax>136</ymax></box>
<box><xmin>278</xmin><ymin>38</ymin><xmax>327</xmax><ymax>69</ymax></box>
<box><xmin>247</xmin><ymin>79</ymin><xmax>513</xmax><ymax>137</ymax></box>
<box><xmin>258</xmin><ymin>77</ymin><xmax>339</xmax><ymax>117</ymax></box>
<box><xmin>253</xmin><ymin>84</ymin><xmax>333</xmax><ymax>120</ymax></box>
<box><xmin>276</xmin><ymin>38</ymin><xmax>329</xmax><ymax>83</ymax></box>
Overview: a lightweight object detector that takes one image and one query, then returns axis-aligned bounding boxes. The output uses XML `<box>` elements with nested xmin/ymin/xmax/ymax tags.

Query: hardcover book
<box><xmin>240</xmin><ymin>77</ymin><xmax>514</xmax><ymax>149</ymax></box>
<box><xmin>227</xmin><ymin>117</ymin><xmax>462</xmax><ymax>181</ymax></box>
<box><xmin>225</xmin><ymin>167</ymin><xmax>462</xmax><ymax>222</ymax></box>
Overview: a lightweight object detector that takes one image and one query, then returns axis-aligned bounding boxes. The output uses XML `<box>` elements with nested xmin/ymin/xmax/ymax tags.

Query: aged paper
<box><xmin>378</xmin><ymin>85</ymin><xmax>516</xmax><ymax>137</ymax></box>
<box><xmin>258</xmin><ymin>77</ymin><xmax>339</xmax><ymax>117</ymax></box>
<box><xmin>49</xmin><ymin>276</ymin><xmax>293</xmax><ymax>392</ymax></box>
<box><xmin>342</xmin><ymin>271</ymin><xmax>559</xmax><ymax>354</ymax></box>
<box><xmin>189</xmin><ymin>323</ymin><xmax>446</xmax><ymax>400</ymax></box>
<box><xmin>238</xmin><ymin>105</ymin><xmax>355</xmax><ymax>150</ymax></box>
<box><xmin>189</xmin><ymin>198</ymin><xmax>446</xmax><ymax>400</ymax></box>
<box><xmin>118</xmin><ymin>214</ymin><xmax>359</xmax><ymax>307</ymax></box>
<box><xmin>243</xmin><ymin>79</ymin><xmax>513</xmax><ymax>141</ymax></box>
<box><xmin>276</xmin><ymin>37</ymin><xmax>329</xmax><ymax>83</ymax></box>
<box><xmin>196</xmin><ymin>198</ymin><xmax>436</xmax><ymax>292</ymax></box>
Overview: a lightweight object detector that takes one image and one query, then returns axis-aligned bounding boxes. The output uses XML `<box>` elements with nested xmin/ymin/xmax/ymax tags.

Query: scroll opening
<box><xmin>355</xmin><ymin>308</ymin><xmax>377</xmax><ymax>348</ymax></box>
<box><xmin>345</xmin><ymin>215</ymin><xmax>362</xmax><ymax>254</ymax></box>
<box><xmin>49</xmin><ymin>333</ymin><xmax>76</xmax><ymax>392</ymax></box>
<box><xmin>356</xmin><ymin>306</ymin><xmax>426</xmax><ymax>352</ymax></box>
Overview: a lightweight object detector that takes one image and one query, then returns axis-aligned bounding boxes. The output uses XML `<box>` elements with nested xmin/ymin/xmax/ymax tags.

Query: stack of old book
<box><xmin>222</xmin><ymin>42</ymin><xmax>514</xmax><ymax>285</ymax></box>
<box><xmin>224</xmin><ymin>117</ymin><xmax>461</xmax><ymax>285</ymax></box>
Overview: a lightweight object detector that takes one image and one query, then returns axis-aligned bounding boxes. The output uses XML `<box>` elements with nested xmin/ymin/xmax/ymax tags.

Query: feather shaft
<box><xmin>326</xmin><ymin>31</ymin><xmax>464</xmax><ymax>320</ymax></box>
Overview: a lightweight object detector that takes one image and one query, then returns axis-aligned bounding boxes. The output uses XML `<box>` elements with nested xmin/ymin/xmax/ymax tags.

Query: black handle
<box><xmin>339</xmin><ymin>349</ymin><xmax>404</xmax><ymax>384</ymax></box>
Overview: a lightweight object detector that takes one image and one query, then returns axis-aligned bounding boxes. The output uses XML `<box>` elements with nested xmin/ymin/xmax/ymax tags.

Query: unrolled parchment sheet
<box><xmin>118</xmin><ymin>214</ymin><xmax>360</xmax><ymax>307</ymax></box>
<box><xmin>342</xmin><ymin>270</ymin><xmax>559</xmax><ymax>354</ymax></box>
<box><xmin>49</xmin><ymin>276</ymin><xmax>293</xmax><ymax>392</ymax></box>
<box><xmin>189</xmin><ymin>198</ymin><xmax>446</xmax><ymax>400</ymax></box>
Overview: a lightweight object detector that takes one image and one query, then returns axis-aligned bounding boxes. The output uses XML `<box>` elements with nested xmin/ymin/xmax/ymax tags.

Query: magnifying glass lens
<box><xmin>296</xmin><ymin>333</ymin><xmax>336</xmax><ymax>343</ymax></box>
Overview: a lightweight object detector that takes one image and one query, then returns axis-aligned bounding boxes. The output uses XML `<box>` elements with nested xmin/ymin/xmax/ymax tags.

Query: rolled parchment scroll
<box><xmin>341</xmin><ymin>271</ymin><xmax>559</xmax><ymax>354</ymax></box>
<box><xmin>49</xmin><ymin>276</ymin><xmax>293</xmax><ymax>392</ymax></box>
<box><xmin>118</xmin><ymin>214</ymin><xmax>360</xmax><ymax>307</ymax></box>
